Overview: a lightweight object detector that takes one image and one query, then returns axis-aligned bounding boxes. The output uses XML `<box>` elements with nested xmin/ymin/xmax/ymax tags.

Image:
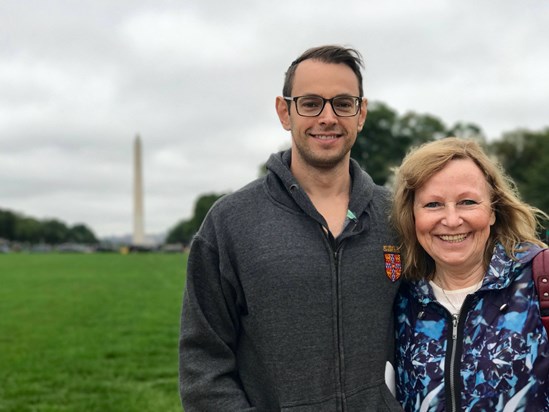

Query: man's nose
<box><xmin>317</xmin><ymin>101</ymin><xmax>338</xmax><ymax>124</ymax></box>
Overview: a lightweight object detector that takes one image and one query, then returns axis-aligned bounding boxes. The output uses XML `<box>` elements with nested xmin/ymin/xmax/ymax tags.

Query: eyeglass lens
<box><xmin>296</xmin><ymin>96</ymin><xmax>358</xmax><ymax>117</ymax></box>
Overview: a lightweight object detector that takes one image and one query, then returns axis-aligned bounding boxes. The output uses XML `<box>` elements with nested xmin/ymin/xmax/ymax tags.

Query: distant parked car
<box><xmin>56</xmin><ymin>243</ymin><xmax>94</xmax><ymax>253</ymax></box>
<box><xmin>30</xmin><ymin>244</ymin><xmax>53</xmax><ymax>253</ymax></box>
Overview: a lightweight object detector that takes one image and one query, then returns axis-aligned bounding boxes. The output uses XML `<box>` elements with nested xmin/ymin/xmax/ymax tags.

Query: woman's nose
<box><xmin>441</xmin><ymin>204</ymin><xmax>463</xmax><ymax>227</ymax></box>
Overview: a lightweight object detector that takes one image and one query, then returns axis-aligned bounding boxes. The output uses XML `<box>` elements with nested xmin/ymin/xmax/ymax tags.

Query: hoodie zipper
<box><xmin>327</xmin><ymin>228</ymin><xmax>346</xmax><ymax>412</ymax></box>
<box><xmin>334</xmin><ymin>247</ymin><xmax>345</xmax><ymax>411</ymax></box>
<box><xmin>325</xmin><ymin>213</ymin><xmax>359</xmax><ymax>411</ymax></box>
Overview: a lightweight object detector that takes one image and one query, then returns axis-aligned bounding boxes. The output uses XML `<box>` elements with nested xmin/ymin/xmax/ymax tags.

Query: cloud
<box><xmin>119</xmin><ymin>8</ymin><xmax>260</xmax><ymax>67</ymax></box>
<box><xmin>0</xmin><ymin>0</ymin><xmax>548</xmax><ymax>238</ymax></box>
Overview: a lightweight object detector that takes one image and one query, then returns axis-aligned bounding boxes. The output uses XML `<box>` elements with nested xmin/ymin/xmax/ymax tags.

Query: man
<box><xmin>179</xmin><ymin>45</ymin><xmax>402</xmax><ymax>411</ymax></box>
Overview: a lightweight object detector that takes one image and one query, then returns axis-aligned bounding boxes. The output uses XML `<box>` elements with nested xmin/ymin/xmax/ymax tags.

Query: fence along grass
<box><xmin>0</xmin><ymin>253</ymin><xmax>187</xmax><ymax>412</ymax></box>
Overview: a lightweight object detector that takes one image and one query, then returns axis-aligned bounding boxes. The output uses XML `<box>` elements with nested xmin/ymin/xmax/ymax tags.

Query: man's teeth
<box><xmin>315</xmin><ymin>135</ymin><xmax>338</xmax><ymax>140</ymax></box>
<box><xmin>439</xmin><ymin>234</ymin><xmax>467</xmax><ymax>242</ymax></box>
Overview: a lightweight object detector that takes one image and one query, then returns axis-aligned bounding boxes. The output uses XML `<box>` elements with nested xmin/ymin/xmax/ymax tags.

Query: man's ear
<box><xmin>275</xmin><ymin>96</ymin><xmax>291</xmax><ymax>131</ymax></box>
<box><xmin>358</xmin><ymin>98</ymin><xmax>368</xmax><ymax>131</ymax></box>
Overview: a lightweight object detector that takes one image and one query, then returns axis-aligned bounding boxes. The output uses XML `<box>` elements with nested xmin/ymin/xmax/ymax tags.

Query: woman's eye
<box><xmin>424</xmin><ymin>202</ymin><xmax>442</xmax><ymax>208</ymax></box>
<box><xmin>459</xmin><ymin>199</ymin><xmax>478</xmax><ymax>206</ymax></box>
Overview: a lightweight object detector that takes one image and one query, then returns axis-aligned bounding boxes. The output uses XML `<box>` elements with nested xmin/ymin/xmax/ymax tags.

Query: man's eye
<box><xmin>300</xmin><ymin>99</ymin><xmax>321</xmax><ymax>108</ymax></box>
<box><xmin>334</xmin><ymin>99</ymin><xmax>353</xmax><ymax>109</ymax></box>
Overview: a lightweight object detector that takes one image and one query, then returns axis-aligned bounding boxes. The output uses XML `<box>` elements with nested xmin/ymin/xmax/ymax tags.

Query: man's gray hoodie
<box><xmin>179</xmin><ymin>150</ymin><xmax>403</xmax><ymax>411</ymax></box>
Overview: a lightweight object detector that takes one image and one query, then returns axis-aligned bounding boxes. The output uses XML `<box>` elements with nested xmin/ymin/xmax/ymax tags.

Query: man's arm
<box><xmin>179</xmin><ymin>234</ymin><xmax>254</xmax><ymax>411</ymax></box>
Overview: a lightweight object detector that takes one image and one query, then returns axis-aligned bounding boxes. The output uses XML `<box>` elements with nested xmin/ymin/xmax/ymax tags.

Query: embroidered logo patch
<box><xmin>383</xmin><ymin>245</ymin><xmax>402</xmax><ymax>282</ymax></box>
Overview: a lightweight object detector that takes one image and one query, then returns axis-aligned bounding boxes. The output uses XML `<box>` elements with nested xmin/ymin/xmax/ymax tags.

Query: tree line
<box><xmin>0</xmin><ymin>209</ymin><xmax>98</xmax><ymax>245</ymax></box>
<box><xmin>2</xmin><ymin>100</ymin><xmax>546</xmax><ymax>247</ymax></box>
<box><xmin>167</xmin><ymin>101</ymin><xmax>549</xmax><ymax>245</ymax></box>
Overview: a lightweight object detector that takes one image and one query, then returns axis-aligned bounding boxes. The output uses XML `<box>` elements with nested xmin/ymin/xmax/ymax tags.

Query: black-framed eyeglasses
<box><xmin>283</xmin><ymin>95</ymin><xmax>361</xmax><ymax>117</ymax></box>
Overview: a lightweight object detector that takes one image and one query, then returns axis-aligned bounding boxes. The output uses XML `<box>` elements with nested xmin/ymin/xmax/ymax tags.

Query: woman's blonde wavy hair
<box><xmin>390</xmin><ymin>137</ymin><xmax>548</xmax><ymax>281</ymax></box>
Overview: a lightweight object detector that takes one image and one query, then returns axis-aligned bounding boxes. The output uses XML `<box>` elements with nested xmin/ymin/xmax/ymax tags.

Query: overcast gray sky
<box><xmin>1</xmin><ymin>0</ymin><xmax>548</xmax><ymax>239</ymax></box>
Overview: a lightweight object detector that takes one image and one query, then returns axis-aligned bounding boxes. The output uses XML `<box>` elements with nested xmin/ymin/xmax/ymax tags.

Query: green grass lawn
<box><xmin>0</xmin><ymin>253</ymin><xmax>187</xmax><ymax>412</ymax></box>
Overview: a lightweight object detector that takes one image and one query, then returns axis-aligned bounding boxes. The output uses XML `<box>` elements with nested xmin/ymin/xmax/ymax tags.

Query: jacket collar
<box><xmin>483</xmin><ymin>242</ymin><xmax>542</xmax><ymax>290</ymax></box>
<box><xmin>410</xmin><ymin>242</ymin><xmax>543</xmax><ymax>305</ymax></box>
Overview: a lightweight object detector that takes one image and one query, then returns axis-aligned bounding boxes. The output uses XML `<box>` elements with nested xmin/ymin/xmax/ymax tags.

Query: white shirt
<box><xmin>429</xmin><ymin>280</ymin><xmax>483</xmax><ymax>315</ymax></box>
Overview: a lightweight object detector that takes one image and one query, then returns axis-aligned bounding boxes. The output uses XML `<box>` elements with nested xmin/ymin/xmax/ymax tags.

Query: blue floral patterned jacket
<box><xmin>395</xmin><ymin>243</ymin><xmax>549</xmax><ymax>412</ymax></box>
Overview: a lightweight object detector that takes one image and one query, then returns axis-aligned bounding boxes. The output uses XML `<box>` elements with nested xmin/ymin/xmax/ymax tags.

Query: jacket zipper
<box><xmin>448</xmin><ymin>314</ymin><xmax>459</xmax><ymax>412</ymax></box>
<box><xmin>446</xmin><ymin>295</ymin><xmax>476</xmax><ymax>412</ymax></box>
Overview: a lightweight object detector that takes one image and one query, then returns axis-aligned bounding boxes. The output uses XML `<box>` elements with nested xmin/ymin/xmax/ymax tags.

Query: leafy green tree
<box><xmin>173</xmin><ymin>102</ymin><xmax>548</xmax><ymax>246</ymax></box>
<box><xmin>352</xmin><ymin>102</ymin><xmax>405</xmax><ymax>185</ymax></box>
<box><xmin>42</xmin><ymin>219</ymin><xmax>69</xmax><ymax>244</ymax></box>
<box><xmin>67</xmin><ymin>224</ymin><xmax>99</xmax><ymax>244</ymax></box>
<box><xmin>447</xmin><ymin>121</ymin><xmax>486</xmax><ymax>142</ymax></box>
<box><xmin>396</xmin><ymin>111</ymin><xmax>446</xmax><ymax>147</ymax></box>
<box><xmin>14</xmin><ymin>216</ymin><xmax>43</xmax><ymax>243</ymax></box>
<box><xmin>166</xmin><ymin>193</ymin><xmax>226</xmax><ymax>245</ymax></box>
<box><xmin>489</xmin><ymin>128</ymin><xmax>549</xmax><ymax>217</ymax></box>
<box><xmin>352</xmin><ymin>102</ymin><xmax>447</xmax><ymax>185</ymax></box>
<box><xmin>165</xmin><ymin>220</ymin><xmax>196</xmax><ymax>245</ymax></box>
<box><xmin>0</xmin><ymin>209</ymin><xmax>17</xmax><ymax>239</ymax></box>
<box><xmin>0</xmin><ymin>208</ymin><xmax>98</xmax><ymax>244</ymax></box>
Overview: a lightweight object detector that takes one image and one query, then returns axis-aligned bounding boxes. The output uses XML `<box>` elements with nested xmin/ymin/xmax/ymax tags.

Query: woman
<box><xmin>391</xmin><ymin>137</ymin><xmax>549</xmax><ymax>411</ymax></box>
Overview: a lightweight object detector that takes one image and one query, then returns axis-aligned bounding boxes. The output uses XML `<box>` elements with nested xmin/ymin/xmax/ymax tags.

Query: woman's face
<box><xmin>413</xmin><ymin>158</ymin><xmax>495</xmax><ymax>274</ymax></box>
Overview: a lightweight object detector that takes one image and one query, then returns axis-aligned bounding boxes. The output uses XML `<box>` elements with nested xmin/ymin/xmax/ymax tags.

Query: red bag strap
<box><xmin>533</xmin><ymin>249</ymin><xmax>549</xmax><ymax>334</ymax></box>
<box><xmin>533</xmin><ymin>249</ymin><xmax>549</xmax><ymax>309</ymax></box>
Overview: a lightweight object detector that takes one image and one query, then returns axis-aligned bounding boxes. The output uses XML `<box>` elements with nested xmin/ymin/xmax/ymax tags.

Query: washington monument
<box><xmin>133</xmin><ymin>135</ymin><xmax>145</xmax><ymax>245</ymax></box>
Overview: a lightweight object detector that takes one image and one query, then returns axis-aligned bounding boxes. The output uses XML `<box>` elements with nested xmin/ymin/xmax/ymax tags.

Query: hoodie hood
<box><xmin>264</xmin><ymin>150</ymin><xmax>377</xmax><ymax>232</ymax></box>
